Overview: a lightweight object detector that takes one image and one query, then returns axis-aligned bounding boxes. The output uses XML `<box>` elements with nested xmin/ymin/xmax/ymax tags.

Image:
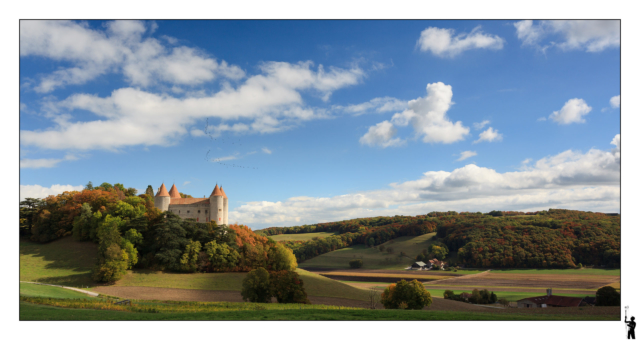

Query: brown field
<box><xmin>424</xmin><ymin>272</ymin><xmax>619</xmax><ymax>290</ymax></box>
<box><xmin>304</xmin><ymin>268</ymin><xmax>465</xmax><ymax>276</ymax></box>
<box><xmin>92</xmin><ymin>286</ymin><xmax>618</xmax><ymax>316</ymax></box>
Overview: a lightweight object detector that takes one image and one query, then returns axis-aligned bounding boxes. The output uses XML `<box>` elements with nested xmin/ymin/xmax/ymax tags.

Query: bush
<box><xmin>381</xmin><ymin>279</ymin><xmax>432</xmax><ymax>310</ymax></box>
<box><xmin>386</xmin><ymin>247</ymin><xmax>394</xmax><ymax>254</ymax></box>
<box><xmin>241</xmin><ymin>268</ymin><xmax>272</xmax><ymax>303</ymax></box>
<box><xmin>349</xmin><ymin>259</ymin><xmax>363</xmax><ymax>268</ymax></box>
<box><xmin>596</xmin><ymin>286</ymin><xmax>620</xmax><ymax>306</ymax></box>
<box><xmin>443</xmin><ymin>290</ymin><xmax>455</xmax><ymax>299</ymax></box>
<box><xmin>379</xmin><ymin>245</ymin><xmax>385</xmax><ymax>252</ymax></box>
<box><xmin>270</xmin><ymin>270</ymin><xmax>310</xmax><ymax>304</ymax></box>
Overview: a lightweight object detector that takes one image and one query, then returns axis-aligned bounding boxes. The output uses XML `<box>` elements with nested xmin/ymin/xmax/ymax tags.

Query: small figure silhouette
<box><xmin>627</xmin><ymin>316</ymin><xmax>636</xmax><ymax>339</ymax></box>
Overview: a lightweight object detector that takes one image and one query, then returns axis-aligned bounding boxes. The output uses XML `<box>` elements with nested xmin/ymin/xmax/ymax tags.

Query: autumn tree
<box><xmin>269</xmin><ymin>270</ymin><xmax>310</xmax><ymax>304</ymax></box>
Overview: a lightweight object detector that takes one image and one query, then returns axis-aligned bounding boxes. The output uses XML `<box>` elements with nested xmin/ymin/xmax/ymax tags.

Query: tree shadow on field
<box><xmin>20</xmin><ymin>236</ymin><xmax>98</xmax><ymax>287</ymax></box>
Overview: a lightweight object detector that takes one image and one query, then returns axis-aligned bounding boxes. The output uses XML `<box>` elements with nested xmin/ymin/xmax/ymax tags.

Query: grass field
<box><xmin>20</xmin><ymin>237</ymin><xmax>97</xmax><ymax>286</ymax></box>
<box><xmin>112</xmin><ymin>268</ymin><xmax>370</xmax><ymax>301</ymax></box>
<box><xmin>20</xmin><ymin>283</ymin><xmax>96</xmax><ymax>299</ymax></box>
<box><xmin>489</xmin><ymin>268</ymin><xmax>620</xmax><ymax>276</ymax></box>
<box><xmin>20</xmin><ymin>301</ymin><xmax>616</xmax><ymax>321</ymax></box>
<box><xmin>300</xmin><ymin>233</ymin><xmax>443</xmax><ymax>270</ymax></box>
<box><xmin>269</xmin><ymin>232</ymin><xmax>337</xmax><ymax>241</ymax></box>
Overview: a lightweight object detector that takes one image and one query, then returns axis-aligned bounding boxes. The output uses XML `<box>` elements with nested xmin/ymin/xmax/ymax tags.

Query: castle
<box><xmin>154</xmin><ymin>183</ymin><xmax>228</xmax><ymax>225</ymax></box>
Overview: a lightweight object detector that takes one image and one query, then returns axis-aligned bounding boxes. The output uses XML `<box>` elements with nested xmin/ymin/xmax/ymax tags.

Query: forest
<box><xmin>19</xmin><ymin>182</ymin><xmax>297</xmax><ymax>283</ymax></box>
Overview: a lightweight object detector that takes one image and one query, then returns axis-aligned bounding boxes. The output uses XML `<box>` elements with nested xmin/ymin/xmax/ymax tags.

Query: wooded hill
<box><xmin>257</xmin><ymin>210</ymin><xmax>620</xmax><ymax>269</ymax></box>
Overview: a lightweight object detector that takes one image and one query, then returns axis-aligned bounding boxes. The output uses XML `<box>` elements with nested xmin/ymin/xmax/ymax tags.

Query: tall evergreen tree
<box><xmin>145</xmin><ymin>185</ymin><xmax>154</xmax><ymax>197</ymax></box>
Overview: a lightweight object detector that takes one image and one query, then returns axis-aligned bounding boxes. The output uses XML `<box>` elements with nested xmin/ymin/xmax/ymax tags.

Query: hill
<box><xmin>268</xmin><ymin>232</ymin><xmax>337</xmax><ymax>242</ymax></box>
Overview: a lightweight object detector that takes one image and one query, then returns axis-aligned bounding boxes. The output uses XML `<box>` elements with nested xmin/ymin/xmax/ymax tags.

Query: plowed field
<box><xmin>424</xmin><ymin>272</ymin><xmax>619</xmax><ymax>290</ymax></box>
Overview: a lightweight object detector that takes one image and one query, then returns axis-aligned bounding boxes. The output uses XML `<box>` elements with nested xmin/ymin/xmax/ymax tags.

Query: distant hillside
<box><xmin>261</xmin><ymin>209</ymin><xmax>620</xmax><ymax>269</ymax></box>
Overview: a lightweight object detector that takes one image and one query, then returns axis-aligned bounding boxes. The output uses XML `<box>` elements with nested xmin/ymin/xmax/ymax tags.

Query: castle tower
<box><xmin>154</xmin><ymin>183</ymin><xmax>170</xmax><ymax>211</ymax></box>
<box><xmin>210</xmin><ymin>184</ymin><xmax>224</xmax><ymax>225</ymax></box>
<box><xmin>220</xmin><ymin>186</ymin><xmax>228</xmax><ymax>225</ymax></box>
<box><xmin>168</xmin><ymin>184</ymin><xmax>181</xmax><ymax>199</ymax></box>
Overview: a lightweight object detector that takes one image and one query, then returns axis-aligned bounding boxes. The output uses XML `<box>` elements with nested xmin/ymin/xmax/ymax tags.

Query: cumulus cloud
<box><xmin>334</xmin><ymin>97</ymin><xmax>407</xmax><ymax>116</ymax></box>
<box><xmin>473</xmin><ymin>127</ymin><xmax>503</xmax><ymax>144</ymax></box>
<box><xmin>359</xmin><ymin>121</ymin><xmax>405</xmax><ymax>148</ymax></box>
<box><xmin>20</xmin><ymin>61</ymin><xmax>364</xmax><ymax>151</ymax></box>
<box><xmin>473</xmin><ymin>120</ymin><xmax>490</xmax><ymax>130</ymax></box>
<box><xmin>20</xmin><ymin>184</ymin><xmax>85</xmax><ymax>201</ymax></box>
<box><xmin>549</xmin><ymin>98</ymin><xmax>592</xmax><ymax>124</ymax></box>
<box><xmin>417</xmin><ymin>26</ymin><xmax>505</xmax><ymax>58</ymax></box>
<box><xmin>610</xmin><ymin>95</ymin><xmax>620</xmax><ymax>108</ymax></box>
<box><xmin>389</xmin><ymin>82</ymin><xmax>469</xmax><ymax>144</ymax></box>
<box><xmin>230</xmin><ymin>135</ymin><xmax>620</xmax><ymax>228</ymax></box>
<box><xmin>514</xmin><ymin>20</ymin><xmax>620</xmax><ymax>53</ymax></box>
<box><xmin>457</xmin><ymin>151</ymin><xmax>477</xmax><ymax>161</ymax></box>
<box><xmin>20</xmin><ymin>20</ymin><xmax>245</xmax><ymax>92</ymax></box>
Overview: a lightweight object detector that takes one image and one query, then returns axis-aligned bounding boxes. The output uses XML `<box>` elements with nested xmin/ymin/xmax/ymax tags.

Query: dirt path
<box><xmin>20</xmin><ymin>281</ymin><xmax>99</xmax><ymax>297</ymax></box>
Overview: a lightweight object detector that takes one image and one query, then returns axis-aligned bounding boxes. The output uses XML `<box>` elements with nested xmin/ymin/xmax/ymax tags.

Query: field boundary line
<box><xmin>20</xmin><ymin>281</ymin><xmax>99</xmax><ymax>297</ymax></box>
<box><xmin>424</xmin><ymin>269</ymin><xmax>492</xmax><ymax>285</ymax></box>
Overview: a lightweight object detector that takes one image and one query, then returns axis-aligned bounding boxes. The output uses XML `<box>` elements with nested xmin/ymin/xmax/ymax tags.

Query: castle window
<box><xmin>219</xmin><ymin>209</ymin><xmax>222</xmax><ymax>212</ymax></box>
<box><xmin>198</xmin><ymin>210</ymin><xmax>200</xmax><ymax>213</ymax></box>
<box><xmin>187</xmin><ymin>210</ymin><xmax>190</xmax><ymax>214</ymax></box>
<box><xmin>205</xmin><ymin>210</ymin><xmax>208</xmax><ymax>214</ymax></box>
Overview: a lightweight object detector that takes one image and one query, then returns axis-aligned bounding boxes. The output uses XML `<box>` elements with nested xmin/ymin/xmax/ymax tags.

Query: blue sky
<box><xmin>19</xmin><ymin>20</ymin><xmax>620</xmax><ymax>229</ymax></box>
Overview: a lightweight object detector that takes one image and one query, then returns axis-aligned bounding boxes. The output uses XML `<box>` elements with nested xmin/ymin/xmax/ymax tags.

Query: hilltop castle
<box><xmin>154</xmin><ymin>183</ymin><xmax>228</xmax><ymax>225</ymax></box>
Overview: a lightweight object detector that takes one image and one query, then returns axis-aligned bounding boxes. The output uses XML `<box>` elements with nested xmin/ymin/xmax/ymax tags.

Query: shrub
<box><xmin>349</xmin><ymin>259</ymin><xmax>363</xmax><ymax>268</ymax></box>
<box><xmin>379</xmin><ymin>245</ymin><xmax>385</xmax><ymax>252</ymax></box>
<box><xmin>241</xmin><ymin>268</ymin><xmax>272</xmax><ymax>303</ymax></box>
<box><xmin>386</xmin><ymin>247</ymin><xmax>394</xmax><ymax>254</ymax></box>
<box><xmin>381</xmin><ymin>279</ymin><xmax>432</xmax><ymax>310</ymax></box>
<box><xmin>270</xmin><ymin>270</ymin><xmax>310</xmax><ymax>304</ymax></box>
<box><xmin>443</xmin><ymin>290</ymin><xmax>455</xmax><ymax>299</ymax></box>
<box><xmin>596</xmin><ymin>286</ymin><xmax>620</xmax><ymax>306</ymax></box>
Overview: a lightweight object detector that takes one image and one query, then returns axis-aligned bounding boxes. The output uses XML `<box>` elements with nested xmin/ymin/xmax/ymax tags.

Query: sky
<box><xmin>19</xmin><ymin>20</ymin><xmax>621</xmax><ymax>229</ymax></box>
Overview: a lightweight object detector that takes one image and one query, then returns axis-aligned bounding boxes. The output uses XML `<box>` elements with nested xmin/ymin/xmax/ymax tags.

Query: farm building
<box><xmin>428</xmin><ymin>258</ymin><xmax>447</xmax><ymax>269</ymax></box>
<box><xmin>517</xmin><ymin>289</ymin><xmax>584</xmax><ymax>308</ymax></box>
<box><xmin>411</xmin><ymin>261</ymin><xmax>429</xmax><ymax>269</ymax></box>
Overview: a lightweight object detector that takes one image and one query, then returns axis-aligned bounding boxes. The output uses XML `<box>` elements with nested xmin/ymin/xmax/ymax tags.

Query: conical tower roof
<box><xmin>211</xmin><ymin>184</ymin><xmax>223</xmax><ymax>197</ymax></box>
<box><xmin>220</xmin><ymin>186</ymin><xmax>228</xmax><ymax>199</ymax></box>
<box><xmin>169</xmin><ymin>184</ymin><xmax>181</xmax><ymax>198</ymax></box>
<box><xmin>156</xmin><ymin>183</ymin><xmax>170</xmax><ymax>197</ymax></box>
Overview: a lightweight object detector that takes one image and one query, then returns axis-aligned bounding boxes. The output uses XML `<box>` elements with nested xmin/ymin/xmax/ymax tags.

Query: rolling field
<box><xmin>20</xmin><ymin>237</ymin><xmax>97</xmax><ymax>286</ymax></box>
<box><xmin>489</xmin><ymin>268</ymin><xmax>620</xmax><ymax>276</ymax></box>
<box><xmin>269</xmin><ymin>232</ymin><xmax>337</xmax><ymax>241</ymax></box>
<box><xmin>300</xmin><ymin>233</ymin><xmax>441</xmax><ymax>270</ymax></box>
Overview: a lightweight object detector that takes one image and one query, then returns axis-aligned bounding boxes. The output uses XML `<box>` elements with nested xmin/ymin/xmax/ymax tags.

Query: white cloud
<box><xmin>473</xmin><ymin>120</ymin><xmax>490</xmax><ymax>130</ymax></box>
<box><xmin>20</xmin><ymin>184</ymin><xmax>85</xmax><ymax>201</ymax></box>
<box><xmin>390</xmin><ymin>82</ymin><xmax>469</xmax><ymax>144</ymax></box>
<box><xmin>514</xmin><ymin>20</ymin><xmax>620</xmax><ymax>53</ymax></box>
<box><xmin>610</xmin><ymin>95</ymin><xmax>620</xmax><ymax>108</ymax></box>
<box><xmin>334</xmin><ymin>97</ymin><xmax>407</xmax><ymax>116</ymax></box>
<box><xmin>211</xmin><ymin>154</ymin><xmax>238</xmax><ymax>162</ymax></box>
<box><xmin>190</xmin><ymin>129</ymin><xmax>206</xmax><ymax>137</ymax></box>
<box><xmin>20</xmin><ymin>154</ymin><xmax>78</xmax><ymax>168</ymax></box>
<box><xmin>230</xmin><ymin>135</ymin><xmax>620</xmax><ymax>228</ymax></box>
<box><xmin>20</xmin><ymin>20</ymin><xmax>246</xmax><ymax>92</ymax></box>
<box><xmin>457</xmin><ymin>151</ymin><xmax>477</xmax><ymax>161</ymax></box>
<box><xmin>359</xmin><ymin>121</ymin><xmax>405</xmax><ymax>148</ymax></box>
<box><xmin>182</xmin><ymin>181</ymin><xmax>191</xmax><ymax>186</ymax></box>
<box><xmin>417</xmin><ymin>26</ymin><xmax>505</xmax><ymax>58</ymax></box>
<box><xmin>262</xmin><ymin>147</ymin><xmax>272</xmax><ymax>154</ymax></box>
<box><xmin>20</xmin><ymin>61</ymin><xmax>363</xmax><ymax>151</ymax></box>
<box><xmin>549</xmin><ymin>98</ymin><xmax>592</xmax><ymax>124</ymax></box>
<box><xmin>473</xmin><ymin>127</ymin><xmax>503</xmax><ymax>144</ymax></box>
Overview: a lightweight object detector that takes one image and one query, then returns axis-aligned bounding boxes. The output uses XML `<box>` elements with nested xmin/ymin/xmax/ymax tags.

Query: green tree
<box><xmin>596</xmin><ymin>286</ymin><xmax>620</xmax><ymax>306</ymax></box>
<box><xmin>349</xmin><ymin>259</ymin><xmax>363</xmax><ymax>268</ymax></box>
<box><xmin>379</xmin><ymin>245</ymin><xmax>386</xmax><ymax>252</ymax></box>
<box><xmin>85</xmin><ymin>181</ymin><xmax>94</xmax><ymax>190</ymax></box>
<box><xmin>72</xmin><ymin>203</ymin><xmax>93</xmax><ymax>241</ymax></box>
<box><xmin>179</xmin><ymin>240</ymin><xmax>201</xmax><ymax>272</ymax></box>
<box><xmin>269</xmin><ymin>270</ymin><xmax>311</xmax><ymax>304</ymax></box>
<box><xmin>241</xmin><ymin>268</ymin><xmax>272</xmax><ymax>303</ymax></box>
<box><xmin>99</xmin><ymin>182</ymin><xmax>113</xmax><ymax>191</ymax></box>
<box><xmin>443</xmin><ymin>290</ymin><xmax>455</xmax><ymax>299</ymax></box>
<box><xmin>19</xmin><ymin>198</ymin><xmax>43</xmax><ymax>236</ymax></box>
<box><xmin>92</xmin><ymin>215</ymin><xmax>129</xmax><ymax>282</ymax></box>
<box><xmin>145</xmin><ymin>185</ymin><xmax>154</xmax><ymax>197</ymax></box>
<box><xmin>153</xmin><ymin>212</ymin><xmax>188</xmax><ymax>271</ymax></box>
<box><xmin>204</xmin><ymin>240</ymin><xmax>240</xmax><ymax>271</ymax></box>
<box><xmin>381</xmin><ymin>279</ymin><xmax>432</xmax><ymax>310</ymax></box>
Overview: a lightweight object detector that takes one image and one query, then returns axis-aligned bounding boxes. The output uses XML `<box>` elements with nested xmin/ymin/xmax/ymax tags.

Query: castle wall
<box><xmin>168</xmin><ymin>203</ymin><xmax>211</xmax><ymax>222</ymax></box>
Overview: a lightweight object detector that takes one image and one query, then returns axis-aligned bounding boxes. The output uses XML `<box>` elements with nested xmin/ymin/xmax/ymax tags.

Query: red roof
<box><xmin>156</xmin><ymin>183</ymin><xmax>169</xmax><ymax>197</ymax></box>
<box><xmin>169</xmin><ymin>184</ymin><xmax>181</xmax><ymax>198</ymax></box>
<box><xmin>170</xmin><ymin>197</ymin><xmax>210</xmax><ymax>205</ymax></box>
<box><xmin>211</xmin><ymin>184</ymin><xmax>223</xmax><ymax>197</ymax></box>
<box><xmin>220</xmin><ymin>186</ymin><xmax>228</xmax><ymax>199</ymax></box>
